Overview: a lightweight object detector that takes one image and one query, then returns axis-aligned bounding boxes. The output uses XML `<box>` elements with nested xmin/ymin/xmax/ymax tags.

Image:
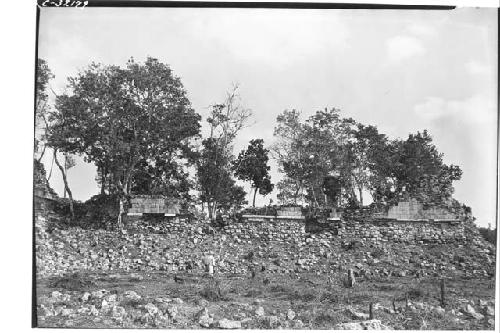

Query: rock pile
<box><xmin>35</xmin><ymin>208</ymin><xmax>495</xmax><ymax>280</ymax></box>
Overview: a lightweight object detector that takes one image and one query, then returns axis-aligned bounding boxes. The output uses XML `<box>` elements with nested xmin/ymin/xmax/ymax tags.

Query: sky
<box><xmin>37</xmin><ymin>6</ymin><xmax>497</xmax><ymax>227</ymax></box>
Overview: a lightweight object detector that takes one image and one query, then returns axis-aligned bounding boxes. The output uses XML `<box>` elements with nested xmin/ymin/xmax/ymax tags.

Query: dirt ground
<box><xmin>36</xmin><ymin>270</ymin><xmax>495</xmax><ymax>329</ymax></box>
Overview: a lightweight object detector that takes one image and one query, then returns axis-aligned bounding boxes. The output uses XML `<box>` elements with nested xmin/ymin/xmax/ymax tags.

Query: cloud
<box><xmin>413</xmin><ymin>93</ymin><xmax>497</xmax><ymax>227</ymax></box>
<box><xmin>187</xmin><ymin>10</ymin><xmax>349</xmax><ymax>68</ymax></box>
<box><xmin>414</xmin><ymin>94</ymin><xmax>496</xmax><ymax>124</ymax></box>
<box><xmin>407</xmin><ymin>23</ymin><xmax>435</xmax><ymax>37</ymax></box>
<box><xmin>465</xmin><ymin>60</ymin><xmax>491</xmax><ymax>75</ymax></box>
<box><xmin>386</xmin><ymin>35</ymin><xmax>425</xmax><ymax>63</ymax></box>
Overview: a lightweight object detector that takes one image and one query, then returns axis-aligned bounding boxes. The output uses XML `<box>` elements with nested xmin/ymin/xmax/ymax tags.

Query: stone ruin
<box><xmin>385</xmin><ymin>198</ymin><xmax>457</xmax><ymax>221</ymax></box>
<box><xmin>127</xmin><ymin>195</ymin><xmax>181</xmax><ymax>217</ymax></box>
<box><xmin>33</xmin><ymin>162</ymin><xmax>494</xmax><ymax>279</ymax></box>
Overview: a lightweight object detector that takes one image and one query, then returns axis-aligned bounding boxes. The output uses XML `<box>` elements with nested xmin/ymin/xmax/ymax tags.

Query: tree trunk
<box><xmin>208</xmin><ymin>201</ymin><xmax>217</xmax><ymax>221</ymax></box>
<box><xmin>100</xmin><ymin>168</ymin><xmax>106</xmax><ymax>195</ymax></box>
<box><xmin>311</xmin><ymin>186</ymin><xmax>319</xmax><ymax>208</ymax></box>
<box><xmin>252</xmin><ymin>187</ymin><xmax>258</xmax><ymax>207</ymax></box>
<box><xmin>117</xmin><ymin>197</ymin><xmax>124</xmax><ymax>229</ymax></box>
<box><xmin>53</xmin><ymin>150</ymin><xmax>74</xmax><ymax>220</ymax></box>
<box><xmin>36</xmin><ymin>143</ymin><xmax>46</xmax><ymax>164</ymax></box>
<box><xmin>293</xmin><ymin>181</ymin><xmax>301</xmax><ymax>205</ymax></box>
<box><xmin>47</xmin><ymin>153</ymin><xmax>55</xmax><ymax>181</ymax></box>
<box><xmin>63</xmin><ymin>155</ymin><xmax>68</xmax><ymax>198</ymax></box>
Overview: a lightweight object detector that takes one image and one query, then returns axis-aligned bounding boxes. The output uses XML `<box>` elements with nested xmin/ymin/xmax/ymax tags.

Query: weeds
<box><xmin>407</xmin><ymin>287</ymin><xmax>425</xmax><ymax>300</ymax></box>
<box><xmin>268</xmin><ymin>283</ymin><xmax>292</xmax><ymax>294</ymax></box>
<box><xmin>199</xmin><ymin>279</ymin><xmax>231</xmax><ymax>301</ymax></box>
<box><xmin>49</xmin><ymin>273</ymin><xmax>97</xmax><ymax>291</ymax></box>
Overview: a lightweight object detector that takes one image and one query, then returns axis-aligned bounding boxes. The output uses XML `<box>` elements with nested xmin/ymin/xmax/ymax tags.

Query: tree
<box><xmin>389</xmin><ymin>130</ymin><xmax>462</xmax><ymax>206</ymax></box>
<box><xmin>48</xmin><ymin>57</ymin><xmax>201</xmax><ymax>226</ymax></box>
<box><xmin>35</xmin><ymin>58</ymin><xmax>79</xmax><ymax>218</ymax></box>
<box><xmin>35</xmin><ymin>58</ymin><xmax>54</xmax><ymax>162</ymax></box>
<box><xmin>52</xmin><ymin>149</ymin><xmax>75</xmax><ymax>218</ymax></box>
<box><xmin>273</xmin><ymin>108</ymin><xmax>357</xmax><ymax>207</ymax></box>
<box><xmin>233</xmin><ymin>139</ymin><xmax>274</xmax><ymax>206</ymax></box>
<box><xmin>197</xmin><ymin>138</ymin><xmax>247</xmax><ymax>218</ymax></box>
<box><xmin>350</xmin><ymin>123</ymin><xmax>394</xmax><ymax>205</ymax></box>
<box><xmin>272</xmin><ymin>109</ymin><xmax>309</xmax><ymax>205</ymax></box>
<box><xmin>197</xmin><ymin>85</ymin><xmax>252</xmax><ymax>219</ymax></box>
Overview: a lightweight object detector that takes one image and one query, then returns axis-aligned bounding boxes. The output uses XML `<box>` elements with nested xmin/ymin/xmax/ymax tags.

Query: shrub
<box><xmin>52</xmin><ymin>198</ymin><xmax>86</xmax><ymax>221</ymax></box>
<box><xmin>406</xmin><ymin>287</ymin><xmax>425</xmax><ymax>300</ymax></box>
<box><xmin>478</xmin><ymin>227</ymin><xmax>496</xmax><ymax>245</ymax></box>
<box><xmin>200</xmin><ymin>279</ymin><xmax>231</xmax><ymax>301</ymax></box>
<box><xmin>371</xmin><ymin>247</ymin><xmax>386</xmax><ymax>259</ymax></box>
<box><xmin>82</xmin><ymin>194</ymin><xmax>120</xmax><ymax>227</ymax></box>
<box><xmin>268</xmin><ymin>283</ymin><xmax>292</xmax><ymax>293</ymax></box>
<box><xmin>49</xmin><ymin>272</ymin><xmax>97</xmax><ymax>291</ymax></box>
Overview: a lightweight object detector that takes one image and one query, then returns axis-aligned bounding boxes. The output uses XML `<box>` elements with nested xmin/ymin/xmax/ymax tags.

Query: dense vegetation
<box><xmin>36</xmin><ymin>57</ymin><xmax>465</xmax><ymax>226</ymax></box>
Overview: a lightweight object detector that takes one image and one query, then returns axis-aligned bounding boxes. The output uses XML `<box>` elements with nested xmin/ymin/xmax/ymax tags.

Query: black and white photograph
<box><xmin>31</xmin><ymin>0</ymin><xmax>497</xmax><ymax>330</ymax></box>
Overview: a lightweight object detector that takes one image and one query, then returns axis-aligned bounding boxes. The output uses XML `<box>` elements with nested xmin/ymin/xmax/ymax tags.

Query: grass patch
<box><xmin>311</xmin><ymin>309</ymin><xmax>348</xmax><ymax>328</ymax></box>
<box><xmin>268</xmin><ymin>283</ymin><xmax>292</xmax><ymax>294</ymax></box>
<box><xmin>406</xmin><ymin>287</ymin><xmax>425</xmax><ymax>300</ymax></box>
<box><xmin>199</xmin><ymin>279</ymin><xmax>232</xmax><ymax>301</ymax></box>
<box><xmin>49</xmin><ymin>273</ymin><xmax>97</xmax><ymax>291</ymax></box>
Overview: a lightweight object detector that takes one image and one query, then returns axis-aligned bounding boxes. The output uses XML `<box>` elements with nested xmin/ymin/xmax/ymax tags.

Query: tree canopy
<box><xmin>48</xmin><ymin>57</ymin><xmax>201</xmax><ymax>202</ymax></box>
<box><xmin>233</xmin><ymin>139</ymin><xmax>274</xmax><ymax>207</ymax></box>
<box><xmin>273</xmin><ymin>108</ymin><xmax>462</xmax><ymax>208</ymax></box>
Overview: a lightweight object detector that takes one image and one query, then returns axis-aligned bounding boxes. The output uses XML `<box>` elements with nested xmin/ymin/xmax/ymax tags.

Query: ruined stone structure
<box><xmin>34</xmin><ymin>164</ymin><xmax>494</xmax><ymax>280</ymax></box>
<box><xmin>127</xmin><ymin>195</ymin><xmax>180</xmax><ymax>216</ymax></box>
<box><xmin>386</xmin><ymin>198</ymin><xmax>457</xmax><ymax>221</ymax></box>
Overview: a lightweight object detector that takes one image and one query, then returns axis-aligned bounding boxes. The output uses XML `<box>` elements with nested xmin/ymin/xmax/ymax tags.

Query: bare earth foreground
<box><xmin>37</xmin><ymin>269</ymin><xmax>494</xmax><ymax>329</ymax></box>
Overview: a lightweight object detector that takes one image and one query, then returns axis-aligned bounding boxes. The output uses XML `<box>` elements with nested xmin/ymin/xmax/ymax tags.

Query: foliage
<box><xmin>389</xmin><ymin>131</ymin><xmax>462</xmax><ymax>206</ymax></box>
<box><xmin>81</xmin><ymin>194</ymin><xmax>122</xmax><ymax>227</ymax></box>
<box><xmin>478</xmin><ymin>227</ymin><xmax>496</xmax><ymax>245</ymax></box>
<box><xmin>273</xmin><ymin>108</ymin><xmax>462</xmax><ymax>208</ymax></box>
<box><xmin>197</xmin><ymin>138</ymin><xmax>247</xmax><ymax>217</ymax></box>
<box><xmin>233</xmin><ymin>139</ymin><xmax>274</xmax><ymax>206</ymax></box>
<box><xmin>49</xmin><ymin>273</ymin><xmax>97</xmax><ymax>291</ymax></box>
<box><xmin>197</xmin><ymin>85</ymin><xmax>251</xmax><ymax>219</ymax></box>
<box><xmin>200</xmin><ymin>279</ymin><xmax>231</xmax><ymax>301</ymax></box>
<box><xmin>52</xmin><ymin>198</ymin><xmax>86</xmax><ymax>221</ymax></box>
<box><xmin>47</xmin><ymin>57</ymin><xmax>201</xmax><ymax>226</ymax></box>
<box><xmin>35</xmin><ymin>58</ymin><xmax>55</xmax><ymax>157</ymax></box>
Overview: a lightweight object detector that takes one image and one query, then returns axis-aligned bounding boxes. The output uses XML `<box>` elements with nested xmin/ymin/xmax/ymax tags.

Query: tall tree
<box><xmin>389</xmin><ymin>130</ymin><xmax>462</xmax><ymax>206</ymax></box>
<box><xmin>48</xmin><ymin>57</ymin><xmax>201</xmax><ymax>226</ymax></box>
<box><xmin>197</xmin><ymin>138</ymin><xmax>247</xmax><ymax>218</ymax></box>
<box><xmin>273</xmin><ymin>108</ymin><xmax>358</xmax><ymax>207</ymax></box>
<box><xmin>197</xmin><ymin>85</ymin><xmax>252</xmax><ymax>219</ymax></box>
<box><xmin>233</xmin><ymin>139</ymin><xmax>274</xmax><ymax>206</ymax></box>
<box><xmin>272</xmin><ymin>109</ymin><xmax>309</xmax><ymax>205</ymax></box>
<box><xmin>34</xmin><ymin>58</ymin><xmax>54</xmax><ymax>162</ymax></box>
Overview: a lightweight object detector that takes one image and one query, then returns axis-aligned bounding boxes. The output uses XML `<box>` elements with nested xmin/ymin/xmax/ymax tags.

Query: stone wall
<box><xmin>36</xmin><ymin>192</ymin><xmax>495</xmax><ymax>280</ymax></box>
<box><xmin>128</xmin><ymin>195</ymin><xmax>180</xmax><ymax>215</ymax></box>
<box><xmin>327</xmin><ymin>219</ymin><xmax>465</xmax><ymax>244</ymax></box>
<box><xmin>386</xmin><ymin>198</ymin><xmax>456</xmax><ymax>220</ymax></box>
<box><xmin>223</xmin><ymin>218</ymin><xmax>305</xmax><ymax>245</ymax></box>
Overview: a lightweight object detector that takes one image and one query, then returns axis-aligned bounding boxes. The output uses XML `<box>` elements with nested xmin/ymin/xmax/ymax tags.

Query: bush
<box><xmin>52</xmin><ymin>198</ymin><xmax>86</xmax><ymax>221</ymax></box>
<box><xmin>49</xmin><ymin>272</ymin><xmax>97</xmax><ymax>291</ymax></box>
<box><xmin>406</xmin><ymin>287</ymin><xmax>425</xmax><ymax>300</ymax></box>
<box><xmin>83</xmin><ymin>194</ymin><xmax>120</xmax><ymax>226</ymax></box>
<box><xmin>371</xmin><ymin>247</ymin><xmax>386</xmax><ymax>259</ymax></box>
<box><xmin>478</xmin><ymin>227</ymin><xmax>496</xmax><ymax>245</ymax></box>
<box><xmin>268</xmin><ymin>283</ymin><xmax>292</xmax><ymax>294</ymax></box>
<box><xmin>200</xmin><ymin>279</ymin><xmax>231</xmax><ymax>302</ymax></box>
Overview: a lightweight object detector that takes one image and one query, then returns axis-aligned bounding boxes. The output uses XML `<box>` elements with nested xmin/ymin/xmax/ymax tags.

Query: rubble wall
<box><xmin>36</xmin><ymin>209</ymin><xmax>497</xmax><ymax>278</ymax></box>
<box><xmin>329</xmin><ymin>219</ymin><xmax>466</xmax><ymax>244</ymax></box>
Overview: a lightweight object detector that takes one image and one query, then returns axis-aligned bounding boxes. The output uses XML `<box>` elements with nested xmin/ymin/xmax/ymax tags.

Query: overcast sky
<box><xmin>38</xmin><ymin>7</ymin><xmax>497</xmax><ymax>226</ymax></box>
